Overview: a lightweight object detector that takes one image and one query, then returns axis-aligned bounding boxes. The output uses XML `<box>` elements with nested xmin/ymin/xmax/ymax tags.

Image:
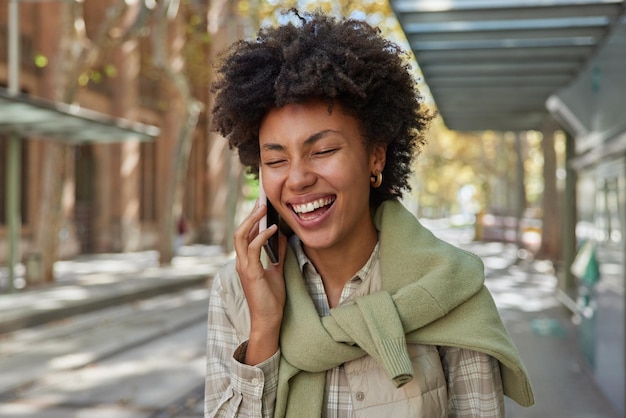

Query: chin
<box><xmin>297</xmin><ymin>234</ymin><xmax>334</xmax><ymax>251</ymax></box>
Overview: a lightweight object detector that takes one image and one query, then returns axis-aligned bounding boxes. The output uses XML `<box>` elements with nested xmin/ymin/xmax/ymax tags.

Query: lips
<box><xmin>291</xmin><ymin>197</ymin><xmax>335</xmax><ymax>220</ymax></box>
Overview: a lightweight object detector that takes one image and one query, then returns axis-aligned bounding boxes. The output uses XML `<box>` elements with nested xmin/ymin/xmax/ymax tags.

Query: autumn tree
<box><xmin>35</xmin><ymin>0</ymin><xmax>142</xmax><ymax>282</ymax></box>
<box><xmin>536</xmin><ymin>121</ymin><xmax>563</xmax><ymax>263</ymax></box>
<box><xmin>150</xmin><ymin>0</ymin><xmax>204</xmax><ymax>264</ymax></box>
<box><xmin>33</xmin><ymin>0</ymin><xmax>216</xmax><ymax>279</ymax></box>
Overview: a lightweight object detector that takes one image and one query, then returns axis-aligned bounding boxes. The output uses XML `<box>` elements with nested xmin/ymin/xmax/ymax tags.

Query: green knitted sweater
<box><xmin>274</xmin><ymin>200</ymin><xmax>534</xmax><ymax>417</ymax></box>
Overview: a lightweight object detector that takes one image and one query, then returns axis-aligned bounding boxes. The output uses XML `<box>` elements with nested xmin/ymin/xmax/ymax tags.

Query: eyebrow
<box><xmin>261</xmin><ymin>129</ymin><xmax>341</xmax><ymax>151</ymax></box>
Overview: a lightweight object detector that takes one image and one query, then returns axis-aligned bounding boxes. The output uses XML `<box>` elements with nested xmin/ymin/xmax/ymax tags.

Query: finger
<box><xmin>251</xmin><ymin>224</ymin><xmax>278</xmax><ymax>255</ymax></box>
<box><xmin>248</xmin><ymin>218</ymin><xmax>261</xmax><ymax>242</ymax></box>
<box><xmin>234</xmin><ymin>203</ymin><xmax>266</xmax><ymax>260</ymax></box>
<box><xmin>239</xmin><ymin>221</ymin><xmax>277</xmax><ymax>278</ymax></box>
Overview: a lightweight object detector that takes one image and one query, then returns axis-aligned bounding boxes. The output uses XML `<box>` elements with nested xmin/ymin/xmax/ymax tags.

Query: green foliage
<box><xmin>182</xmin><ymin>10</ymin><xmax>212</xmax><ymax>88</ymax></box>
<box><xmin>104</xmin><ymin>64</ymin><xmax>117</xmax><ymax>78</ymax></box>
<box><xmin>246</xmin><ymin>0</ymin><xmax>411</xmax><ymax>53</ymax></box>
<box><xmin>245</xmin><ymin>173</ymin><xmax>260</xmax><ymax>201</ymax></box>
<box><xmin>416</xmin><ymin>118</ymin><xmax>546</xmax><ymax>218</ymax></box>
<box><xmin>33</xmin><ymin>53</ymin><xmax>48</xmax><ymax>68</ymax></box>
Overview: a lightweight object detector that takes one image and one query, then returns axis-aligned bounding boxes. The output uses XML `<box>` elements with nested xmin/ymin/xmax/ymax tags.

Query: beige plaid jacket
<box><xmin>204</xmin><ymin>239</ymin><xmax>504</xmax><ymax>417</ymax></box>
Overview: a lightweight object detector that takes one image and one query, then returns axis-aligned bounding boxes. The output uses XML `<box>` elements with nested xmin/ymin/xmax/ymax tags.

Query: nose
<box><xmin>285</xmin><ymin>160</ymin><xmax>316</xmax><ymax>192</ymax></box>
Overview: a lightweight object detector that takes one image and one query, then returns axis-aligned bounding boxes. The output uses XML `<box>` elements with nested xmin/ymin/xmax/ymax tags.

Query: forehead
<box><xmin>259</xmin><ymin>100</ymin><xmax>361</xmax><ymax>143</ymax></box>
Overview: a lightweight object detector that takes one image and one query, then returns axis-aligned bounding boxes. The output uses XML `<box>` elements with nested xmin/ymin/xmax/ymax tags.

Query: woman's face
<box><xmin>259</xmin><ymin>100</ymin><xmax>385</xmax><ymax>255</ymax></box>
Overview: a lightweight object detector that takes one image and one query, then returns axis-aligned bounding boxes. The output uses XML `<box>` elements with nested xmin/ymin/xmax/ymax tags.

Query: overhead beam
<box><xmin>402</xmin><ymin>16</ymin><xmax>611</xmax><ymax>33</ymax></box>
<box><xmin>413</xmin><ymin>45</ymin><xmax>593</xmax><ymax>63</ymax></box>
<box><xmin>396</xmin><ymin>4</ymin><xmax>623</xmax><ymax>24</ymax></box>
<box><xmin>0</xmin><ymin>90</ymin><xmax>160</xmax><ymax>144</ymax></box>
<box><xmin>420</xmin><ymin>61</ymin><xmax>580</xmax><ymax>76</ymax></box>
<box><xmin>425</xmin><ymin>74</ymin><xmax>574</xmax><ymax>87</ymax></box>
<box><xmin>406</xmin><ymin>26</ymin><xmax>608</xmax><ymax>43</ymax></box>
<box><xmin>392</xmin><ymin>0</ymin><xmax>623</xmax><ymax>13</ymax></box>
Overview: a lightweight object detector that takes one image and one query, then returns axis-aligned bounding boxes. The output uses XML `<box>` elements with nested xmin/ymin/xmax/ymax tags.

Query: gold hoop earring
<box><xmin>370</xmin><ymin>172</ymin><xmax>383</xmax><ymax>188</ymax></box>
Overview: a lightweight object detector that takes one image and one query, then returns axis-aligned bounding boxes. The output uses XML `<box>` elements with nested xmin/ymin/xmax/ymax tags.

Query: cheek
<box><xmin>322</xmin><ymin>162</ymin><xmax>370</xmax><ymax>192</ymax></box>
<box><xmin>261</xmin><ymin>171</ymin><xmax>283</xmax><ymax>202</ymax></box>
<box><xmin>267</xmin><ymin>185</ymin><xmax>284</xmax><ymax>207</ymax></box>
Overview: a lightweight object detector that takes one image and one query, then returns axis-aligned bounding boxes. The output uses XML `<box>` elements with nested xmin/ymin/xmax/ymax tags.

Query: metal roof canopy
<box><xmin>389</xmin><ymin>0</ymin><xmax>626</xmax><ymax>132</ymax></box>
<box><xmin>0</xmin><ymin>87</ymin><xmax>159</xmax><ymax>293</ymax></box>
<box><xmin>0</xmin><ymin>88</ymin><xmax>160</xmax><ymax>143</ymax></box>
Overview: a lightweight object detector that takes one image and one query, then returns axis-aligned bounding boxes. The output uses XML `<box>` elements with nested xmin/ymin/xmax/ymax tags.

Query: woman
<box><xmin>205</xmin><ymin>10</ymin><xmax>533</xmax><ymax>418</ymax></box>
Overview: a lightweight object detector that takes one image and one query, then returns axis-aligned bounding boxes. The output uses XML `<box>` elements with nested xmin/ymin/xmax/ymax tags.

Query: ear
<box><xmin>369</xmin><ymin>143</ymin><xmax>387</xmax><ymax>174</ymax></box>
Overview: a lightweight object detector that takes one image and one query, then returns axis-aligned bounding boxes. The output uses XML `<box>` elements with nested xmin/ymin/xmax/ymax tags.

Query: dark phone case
<box><xmin>263</xmin><ymin>200</ymin><xmax>280</xmax><ymax>264</ymax></box>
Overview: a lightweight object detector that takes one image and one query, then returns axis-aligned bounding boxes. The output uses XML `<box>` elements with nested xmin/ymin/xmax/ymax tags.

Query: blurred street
<box><xmin>0</xmin><ymin>227</ymin><xmax>621</xmax><ymax>418</ymax></box>
<box><xmin>426</xmin><ymin>221</ymin><xmax>620</xmax><ymax>418</ymax></box>
<box><xmin>0</xmin><ymin>245</ymin><xmax>227</xmax><ymax>418</ymax></box>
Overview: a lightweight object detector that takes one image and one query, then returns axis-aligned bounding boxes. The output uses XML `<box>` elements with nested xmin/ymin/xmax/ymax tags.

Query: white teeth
<box><xmin>293</xmin><ymin>198</ymin><xmax>334</xmax><ymax>214</ymax></box>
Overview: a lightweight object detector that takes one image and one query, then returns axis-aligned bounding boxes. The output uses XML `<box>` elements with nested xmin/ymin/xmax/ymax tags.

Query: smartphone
<box><xmin>258</xmin><ymin>171</ymin><xmax>280</xmax><ymax>264</ymax></box>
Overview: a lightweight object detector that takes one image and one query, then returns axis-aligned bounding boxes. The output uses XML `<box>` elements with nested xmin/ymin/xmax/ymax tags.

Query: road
<box><xmin>0</xmin><ymin>286</ymin><xmax>209</xmax><ymax>418</ymax></box>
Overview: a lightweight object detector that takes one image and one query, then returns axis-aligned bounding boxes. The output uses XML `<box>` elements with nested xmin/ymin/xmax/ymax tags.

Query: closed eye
<box><xmin>314</xmin><ymin>148</ymin><xmax>339</xmax><ymax>156</ymax></box>
<box><xmin>265</xmin><ymin>159</ymin><xmax>286</xmax><ymax>167</ymax></box>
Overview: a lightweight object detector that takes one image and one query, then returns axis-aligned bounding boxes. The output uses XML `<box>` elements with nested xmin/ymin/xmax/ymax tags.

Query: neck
<box><xmin>303</xmin><ymin>222</ymin><xmax>378</xmax><ymax>307</ymax></box>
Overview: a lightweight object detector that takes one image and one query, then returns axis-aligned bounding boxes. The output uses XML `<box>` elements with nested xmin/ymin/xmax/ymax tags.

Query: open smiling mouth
<box><xmin>291</xmin><ymin>197</ymin><xmax>335</xmax><ymax>221</ymax></box>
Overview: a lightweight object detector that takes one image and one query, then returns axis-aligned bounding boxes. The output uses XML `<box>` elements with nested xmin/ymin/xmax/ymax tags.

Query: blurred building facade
<box><xmin>0</xmin><ymin>1</ymin><xmax>243</xmax><ymax>264</ymax></box>
<box><xmin>389</xmin><ymin>1</ymin><xmax>626</xmax><ymax>414</ymax></box>
<box><xmin>549</xmin><ymin>16</ymin><xmax>626</xmax><ymax>416</ymax></box>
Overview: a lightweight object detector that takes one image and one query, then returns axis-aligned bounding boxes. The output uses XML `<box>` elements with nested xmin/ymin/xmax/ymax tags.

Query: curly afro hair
<box><xmin>211</xmin><ymin>10</ymin><xmax>434</xmax><ymax>206</ymax></box>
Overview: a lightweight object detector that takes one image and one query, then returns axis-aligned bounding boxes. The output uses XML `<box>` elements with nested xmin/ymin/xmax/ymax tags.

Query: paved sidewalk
<box><xmin>461</xmin><ymin>241</ymin><xmax>620</xmax><ymax>418</ymax></box>
<box><xmin>0</xmin><ymin>232</ymin><xmax>621</xmax><ymax>417</ymax></box>
<box><xmin>0</xmin><ymin>245</ymin><xmax>229</xmax><ymax>334</ymax></box>
<box><xmin>429</xmin><ymin>222</ymin><xmax>621</xmax><ymax>418</ymax></box>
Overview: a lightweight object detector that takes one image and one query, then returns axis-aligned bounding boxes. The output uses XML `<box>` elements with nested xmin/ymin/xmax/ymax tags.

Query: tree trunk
<box><xmin>152</xmin><ymin>0</ymin><xmax>202</xmax><ymax>264</ymax></box>
<box><xmin>205</xmin><ymin>0</ymin><xmax>246</xmax><ymax>250</ymax></box>
<box><xmin>158</xmin><ymin>102</ymin><xmax>201</xmax><ymax>264</ymax></box>
<box><xmin>34</xmin><ymin>0</ymin><xmax>138</xmax><ymax>282</ymax></box>
<box><xmin>33</xmin><ymin>144</ymin><xmax>67</xmax><ymax>282</ymax></box>
<box><xmin>515</xmin><ymin>132</ymin><xmax>528</xmax><ymax>251</ymax></box>
<box><xmin>537</xmin><ymin>121</ymin><xmax>561</xmax><ymax>261</ymax></box>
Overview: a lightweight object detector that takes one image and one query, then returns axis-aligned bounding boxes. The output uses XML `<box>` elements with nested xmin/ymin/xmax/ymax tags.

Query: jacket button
<box><xmin>355</xmin><ymin>391</ymin><xmax>365</xmax><ymax>401</ymax></box>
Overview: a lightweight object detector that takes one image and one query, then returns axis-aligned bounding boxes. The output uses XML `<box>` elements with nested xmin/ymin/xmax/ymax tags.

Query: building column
<box><xmin>561</xmin><ymin>131</ymin><xmax>578</xmax><ymax>296</ymax></box>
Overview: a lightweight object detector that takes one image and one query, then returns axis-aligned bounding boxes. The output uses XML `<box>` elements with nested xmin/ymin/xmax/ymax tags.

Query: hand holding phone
<box><xmin>259</xmin><ymin>171</ymin><xmax>280</xmax><ymax>264</ymax></box>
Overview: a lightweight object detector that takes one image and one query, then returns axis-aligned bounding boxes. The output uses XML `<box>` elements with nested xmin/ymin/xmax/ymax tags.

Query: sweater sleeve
<box><xmin>204</xmin><ymin>269</ymin><xmax>280</xmax><ymax>418</ymax></box>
